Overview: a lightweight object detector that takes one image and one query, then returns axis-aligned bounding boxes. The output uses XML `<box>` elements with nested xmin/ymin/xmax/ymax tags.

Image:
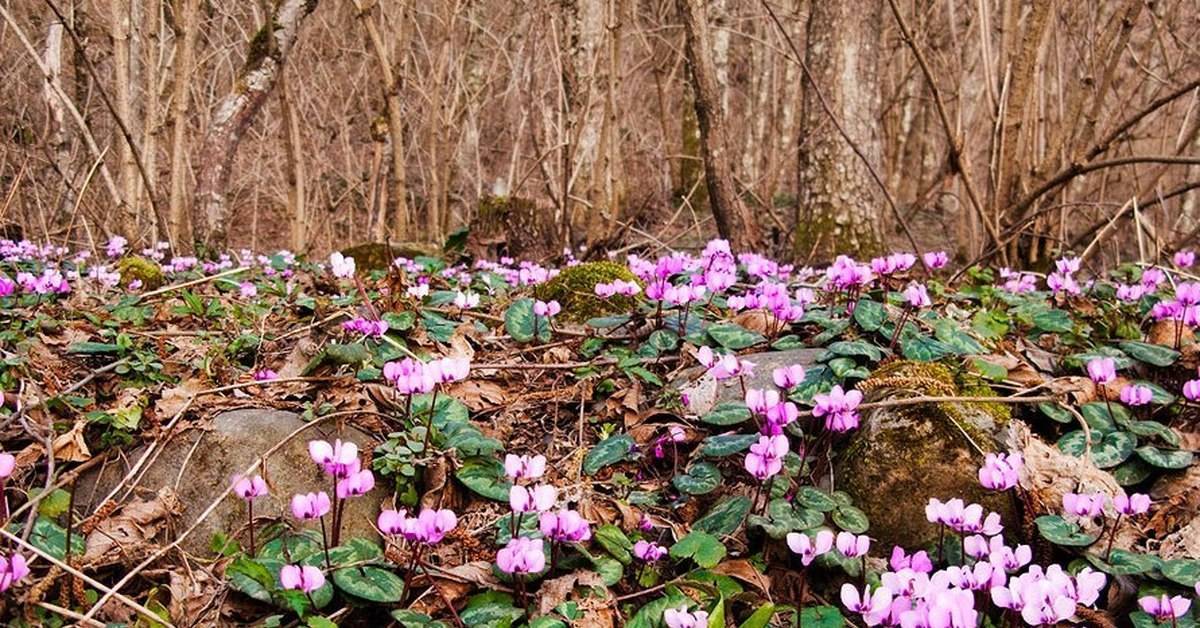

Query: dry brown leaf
<box><xmin>1043</xmin><ymin>376</ymin><xmax>1096</xmax><ymax>405</ymax></box>
<box><xmin>38</xmin><ymin>326</ymin><xmax>91</xmax><ymax>347</ymax></box>
<box><xmin>168</xmin><ymin>569</ymin><xmax>221</xmax><ymax>625</ymax></box>
<box><xmin>448</xmin><ymin>379</ymin><xmax>508</xmax><ymax>410</ymax></box>
<box><xmin>52</xmin><ymin>420</ymin><xmax>92</xmax><ymax>462</ymax></box>
<box><xmin>446</xmin><ymin>323</ymin><xmax>478</xmax><ymax>361</ymax></box>
<box><xmin>537</xmin><ymin>570</ymin><xmax>607</xmax><ymax>615</ymax></box>
<box><xmin>711</xmin><ymin>559</ymin><xmax>772</xmax><ymax>593</ymax></box>
<box><xmin>1148</xmin><ymin>320</ymin><xmax>1193</xmax><ymax>347</ymax></box>
<box><xmin>155</xmin><ymin>378</ymin><xmax>206</xmax><ymax>419</ymax></box>
<box><xmin>83</xmin><ymin>487</ymin><xmax>181</xmax><ymax>567</ymax></box>
<box><xmin>732</xmin><ymin>309</ymin><xmax>778</xmax><ymax>335</ymax></box>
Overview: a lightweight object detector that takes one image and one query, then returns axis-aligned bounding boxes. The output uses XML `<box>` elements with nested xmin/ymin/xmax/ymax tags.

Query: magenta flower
<box><xmin>453</xmin><ymin>291</ymin><xmax>480</xmax><ymax>309</ymax></box>
<box><xmin>539</xmin><ymin>510</ymin><xmax>592</xmax><ymax>543</ymax></box>
<box><xmin>532</xmin><ymin>300</ymin><xmax>561</xmax><ymax>317</ymax></box>
<box><xmin>888</xmin><ymin>546</ymin><xmax>933</xmax><ymax>573</ymax></box>
<box><xmin>414</xmin><ymin>508</ymin><xmax>458</xmax><ymax>544</ymax></box>
<box><xmin>1116</xmin><ymin>283</ymin><xmax>1147</xmax><ymax>302</ymax></box>
<box><xmin>1021</xmin><ymin>593</ymin><xmax>1076</xmax><ymax>626</ymax></box>
<box><xmin>744</xmin><ymin>389</ymin><xmax>780</xmax><ymax>415</ymax></box>
<box><xmin>772</xmin><ymin>364</ymin><xmax>806</xmax><ymax>389</ymax></box>
<box><xmin>1046</xmin><ymin>271</ymin><xmax>1081</xmax><ymax>296</ymax></box>
<box><xmin>1174</xmin><ymin>250</ymin><xmax>1196</xmax><ymax>268</ymax></box>
<box><xmin>1178</xmin><ymin>282</ymin><xmax>1200</xmax><ymax>306</ymax></box>
<box><xmin>504</xmin><ymin>453</ymin><xmax>547</xmax><ymax>480</ymax></box>
<box><xmin>509</xmin><ymin>484</ymin><xmax>557</xmax><ymax>513</ymax></box>
<box><xmin>290</xmin><ymin>491</ymin><xmax>331</xmax><ymax>520</ymax></box>
<box><xmin>336</xmin><ymin>468</ymin><xmax>375</xmax><ymax>499</ymax></box>
<box><xmin>743</xmin><ymin>434</ymin><xmax>788</xmax><ymax>481</ymax></box>
<box><xmin>1184</xmin><ymin>379</ymin><xmax>1200</xmax><ymax>401</ymax></box>
<box><xmin>1113</xmin><ymin>493</ymin><xmax>1151</xmax><ymax>516</ymax></box>
<box><xmin>1139</xmin><ymin>595</ymin><xmax>1191</xmax><ymax>623</ymax></box>
<box><xmin>978</xmin><ymin>452</ymin><xmax>1022</xmax><ymax>491</ymax></box>
<box><xmin>0</xmin><ymin>452</ymin><xmax>14</xmax><ymax>480</ymax></box>
<box><xmin>308</xmin><ymin>439</ymin><xmax>360</xmax><ymax>478</ymax></box>
<box><xmin>238</xmin><ymin>281</ymin><xmax>258</xmax><ymax>298</ymax></box>
<box><xmin>786</xmin><ymin>530</ymin><xmax>834</xmax><ymax>566</ymax></box>
<box><xmin>377</xmin><ymin>509</ymin><xmax>409</xmax><ymax>536</ymax></box>
<box><xmin>840</xmin><ymin>583</ymin><xmax>893</xmax><ymax>625</ymax></box>
<box><xmin>663</xmin><ymin>606</ymin><xmax>709</xmax><ymax>628</ymax></box>
<box><xmin>253</xmin><ymin>369</ymin><xmax>278</xmax><ymax>381</ymax></box>
<box><xmin>1119</xmin><ymin>384</ymin><xmax>1153</xmax><ymax>406</ymax></box>
<box><xmin>342</xmin><ymin>317</ymin><xmax>389</xmax><ymax>338</ymax></box>
<box><xmin>0</xmin><ymin>553</ymin><xmax>29</xmax><ymax>592</ymax></box>
<box><xmin>812</xmin><ymin>385</ymin><xmax>863</xmax><ymax>433</ymax></box>
<box><xmin>903</xmin><ymin>283</ymin><xmax>931</xmax><ymax>308</ymax></box>
<box><xmin>280</xmin><ymin>564</ymin><xmax>325</xmax><ymax>593</ymax></box>
<box><xmin>1085</xmin><ymin>357</ymin><xmax>1117</xmax><ymax>385</ymax></box>
<box><xmin>632</xmin><ymin>539</ymin><xmax>667</xmax><ymax>562</ymax></box>
<box><xmin>1062</xmin><ymin>492</ymin><xmax>1105</xmax><ymax>518</ymax></box>
<box><xmin>836</xmin><ymin>531</ymin><xmax>871</xmax><ymax>558</ymax></box>
<box><xmin>989</xmin><ymin>541</ymin><xmax>1032</xmax><ymax>572</ymax></box>
<box><xmin>923</xmin><ymin>251</ymin><xmax>949</xmax><ymax>269</ymax></box>
<box><xmin>496</xmin><ymin>537</ymin><xmax>546</xmax><ymax>574</ymax></box>
<box><xmin>233</xmin><ymin>475</ymin><xmax>268</xmax><ymax>500</ymax></box>
<box><xmin>383</xmin><ymin>358</ymin><xmax>435</xmax><ymax>395</ymax></box>
<box><xmin>1142</xmin><ymin>267</ymin><xmax>1166</xmax><ymax>288</ymax></box>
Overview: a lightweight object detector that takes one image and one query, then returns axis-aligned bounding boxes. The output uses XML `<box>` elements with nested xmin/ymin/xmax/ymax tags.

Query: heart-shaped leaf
<box><xmin>583</xmin><ymin>434</ymin><xmax>635</xmax><ymax>475</ymax></box>
<box><xmin>1118</xmin><ymin>341</ymin><xmax>1180</xmax><ymax>367</ymax></box>
<box><xmin>1035</xmin><ymin>515</ymin><xmax>1098</xmax><ymax>547</ymax></box>
<box><xmin>707</xmin><ymin>322</ymin><xmax>766</xmax><ymax>350</ymax></box>
<box><xmin>1136</xmin><ymin>445</ymin><xmax>1193</xmax><ymax>469</ymax></box>
<box><xmin>673</xmin><ymin>462</ymin><xmax>722</xmax><ymax>495</ymax></box>
<box><xmin>333</xmin><ymin>566</ymin><xmax>406</xmax><ymax>603</ymax></box>
<box><xmin>670</xmin><ymin>531</ymin><xmax>727</xmax><ymax>568</ymax></box>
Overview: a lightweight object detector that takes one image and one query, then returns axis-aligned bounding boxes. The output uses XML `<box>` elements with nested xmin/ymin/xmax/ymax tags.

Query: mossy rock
<box><xmin>532</xmin><ymin>261</ymin><xmax>640</xmax><ymax>323</ymax></box>
<box><xmin>116</xmin><ymin>255</ymin><xmax>165</xmax><ymax>290</ymax></box>
<box><xmin>470</xmin><ymin>195</ymin><xmax>557</xmax><ymax>259</ymax></box>
<box><xmin>836</xmin><ymin>360</ymin><xmax>1016</xmax><ymax>551</ymax></box>
<box><xmin>341</xmin><ymin>242</ymin><xmax>439</xmax><ymax>273</ymax></box>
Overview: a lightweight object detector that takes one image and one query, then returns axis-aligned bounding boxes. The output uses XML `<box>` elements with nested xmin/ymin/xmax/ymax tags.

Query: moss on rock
<box><xmin>116</xmin><ymin>256</ymin><xmax>164</xmax><ymax>290</ymax></box>
<box><xmin>837</xmin><ymin>360</ymin><xmax>1016</xmax><ymax>550</ymax></box>
<box><xmin>532</xmin><ymin>260</ymin><xmax>640</xmax><ymax>323</ymax></box>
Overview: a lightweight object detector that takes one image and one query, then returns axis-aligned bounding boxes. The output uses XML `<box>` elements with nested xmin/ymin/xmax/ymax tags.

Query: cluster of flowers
<box><xmin>496</xmin><ymin>453</ymin><xmax>592</xmax><ymax>576</ymax></box>
<box><xmin>593</xmin><ymin>279</ymin><xmax>641</xmax><ymax>298</ymax></box>
<box><xmin>0</xmin><ymin>453</ymin><xmax>29</xmax><ymax>594</ymax></box>
<box><xmin>382</xmin><ymin>357</ymin><xmax>471</xmax><ymax>395</ymax></box>
<box><xmin>1087</xmin><ymin>356</ymin><xmax>1195</xmax><ymax>406</ymax></box>
<box><xmin>1046</xmin><ymin>256</ymin><xmax>1083</xmax><ymax>296</ymax></box>
<box><xmin>695</xmin><ymin>346</ymin><xmax>755</xmax><ymax>381</ymax></box>
<box><xmin>342</xmin><ymin>317</ymin><xmax>390</xmax><ymax>338</ymax></box>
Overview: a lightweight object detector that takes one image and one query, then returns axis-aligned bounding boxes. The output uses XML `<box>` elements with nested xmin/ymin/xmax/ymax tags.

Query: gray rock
<box><xmin>677</xmin><ymin>348</ymin><xmax>824</xmax><ymax>415</ymax></box>
<box><xmin>77</xmin><ymin>409</ymin><xmax>387</xmax><ymax>555</ymax></box>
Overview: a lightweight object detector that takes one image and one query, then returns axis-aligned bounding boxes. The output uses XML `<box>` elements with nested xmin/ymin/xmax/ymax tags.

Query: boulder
<box><xmin>677</xmin><ymin>347</ymin><xmax>825</xmax><ymax>416</ymax></box>
<box><xmin>532</xmin><ymin>260</ymin><xmax>642</xmax><ymax>323</ymax></box>
<box><xmin>835</xmin><ymin>361</ymin><xmax>1018</xmax><ymax>551</ymax></box>
<box><xmin>78</xmin><ymin>409</ymin><xmax>388</xmax><ymax>555</ymax></box>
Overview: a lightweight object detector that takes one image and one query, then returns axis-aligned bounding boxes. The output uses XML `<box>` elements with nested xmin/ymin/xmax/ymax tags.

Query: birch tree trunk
<box><xmin>192</xmin><ymin>0</ymin><xmax>318</xmax><ymax>248</ymax></box>
<box><xmin>112</xmin><ymin>0</ymin><xmax>140</xmax><ymax>236</ymax></box>
<box><xmin>42</xmin><ymin>20</ymin><xmax>75</xmax><ymax>222</ymax></box>
<box><xmin>676</xmin><ymin>0</ymin><xmax>760</xmax><ymax>251</ymax></box>
<box><xmin>167</xmin><ymin>0</ymin><xmax>199</xmax><ymax>247</ymax></box>
<box><xmin>795</xmin><ymin>0</ymin><xmax>885</xmax><ymax>260</ymax></box>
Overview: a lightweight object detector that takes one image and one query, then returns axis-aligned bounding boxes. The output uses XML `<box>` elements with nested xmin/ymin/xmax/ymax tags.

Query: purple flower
<box><xmin>903</xmin><ymin>283</ymin><xmax>931</xmax><ymax>308</ymax></box>
<box><xmin>1113</xmin><ymin>493</ymin><xmax>1151</xmax><ymax>516</ymax></box>
<box><xmin>663</xmin><ymin>606</ymin><xmax>709</xmax><ymax>628</ymax></box>
<box><xmin>336</xmin><ymin>468</ymin><xmax>375</xmax><ymax>499</ymax></box>
<box><xmin>633</xmin><ymin>539</ymin><xmax>667</xmax><ymax>562</ymax></box>
<box><xmin>836</xmin><ymin>531</ymin><xmax>871</xmax><ymax>558</ymax></box>
<box><xmin>978</xmin><ymin>452</ymin><xmax>1022</xmax><ymax>491</ymax></box>
<box><xmin>840</xmin><ymin>583</ymin><xmax>892</xmax><ymax>626</ymax></box>
<box><xmin>888</xmin><ymin>546</ymin><xmax>932</xmax><ymax>573</ymax></box>
<box><xmin>1139</xmin><ymin>595</ymin><xmax>1191</xmax><ymax>623</ymax></box>
<box><xmin>1184</xmin><ymin>378</ymin><xmax>1200</xmax><ymax>401</ymax></box>
<box><xmin>786</xmin><ymin>530</ymin><xmax>834</xmax><ymax>566</ymax></box>
<box><xmin>233</xmin><ymin>475</ymin><xmax>268</xmax><ymax>500</ymax></box>
<box><xmin>308</xmin><ymin>439</ymin><xmax>360</xmax><ymax>478</ymax></box>
<box><xmin>1062</xmin><ymin>492</ymin><xmax>1105</xmax><ymax>518</ymax></box>
<box><xmin>497</xmin><ymin>537</ymin><xmax>546</xmax><ymax>575</ymax></box>
<box><xmin>744</xmin><ymin>434</ymin><xmax>788</xmax><ymax>481</ymax></box>
<box><xmin>290</xmin><ymin>491</ymin><xmax>331</xmax><ymax>520</ymax></box>
<box><xmin>509</xmin><ymin>484</ymin><xmax>557</xmax><ymax>513</ymax></box>
<box><xmin>0</xmin><ymin>553</ymin><xmax>30</xmax><ymax>593</ymax></box>
<box><xmin>533</xmin><ymin>300</ymin><xmax>561</xmax><ymax>317</ymax></box>
<box><xmin>239</xmin><ymin>281</ymin><xmax>258</xmax><ymax>298</ymax></box>
<box><xmin>1085</xmin><ymin>357</ymin><xmax>1116</xmax><ymax>385</ymax></box>
<box><xmin>253</xmin><ymin>369</ymin><xmax>278</xmax><ymax>381</ymax></box>
<box><xmin>923</xmin><ymin>251</ymin><xmax>949</xmax><ymax>269</ymax></box>
<box><xmin>1119</xmin><ymin>384</ymin><xmax>1153</xmax><ymax>406</ymax></box>
<box><xmin>0</xmin><ymin>452</ymin><xmax>14</xmax><ymax>480</ymax></box>
<box><xmin>539</xmin><ymin>510</ymin><xmax>592</xmax><ymax>543</ymax></box>
<box><xmin>812</xmin><ymin>385</ymin><xmax>863</xmax><ymax>432</ymax></box>
<box><xmin>279</xmin><ymin>564</ymin><xmax>325</xmax><ymax>593</ymax></box>
<box><xmin>772</xmin><ymin>364</ymin><xmax>806</xmax><ymax>389</ymax></box>
<box><xmin>504</xmin><ymin>453</ymin><xmax>547</xmax><ymax>480</ymax></box>
<box><xmin>1174</xmin><ymin>250</ymin><xmax>1196</xmax><ymax>268</ymax></box>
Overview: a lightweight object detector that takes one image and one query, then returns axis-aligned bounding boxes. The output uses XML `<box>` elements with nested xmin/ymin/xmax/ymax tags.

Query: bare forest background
<box><xmin>1</xmin><ymin>0</ymin><xmax>1198</xmax><ymax>268</ymax></box>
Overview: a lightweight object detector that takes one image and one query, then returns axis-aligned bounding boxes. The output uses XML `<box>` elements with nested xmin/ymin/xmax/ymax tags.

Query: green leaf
<box><xmin>460</xmin><ymin>591</ymin><xmax>525</xmax><ymax>627</ymax></box>
<box><xmin>771</xmin><ymin>335</ymin><xmax>805</xmax><ymax>350</ymax></box>
<box><xmin>303</xmin><ymin>342</ymin><xmax>371</xmax><ymax>375</ymax></box>
<box><xmin>390</xmin><ymin>610</ymin><xmax>452</xmax><ymax>628</ymax></box>
<box><xmin>18</xmin><ymin>517</ymin><xmax>85</xmax><ymax>561</ymax></box>
<box><xmin>36</xmin><ymin>489</ymin><xmax>71</xmax><ymax>518</ymax></box>
<box><xmin>901</xmin><ymin>334</ymin><xmax>954</xmax><ymax>362</ymax></box>
<box><xmin>707</xmin><ymin>322</ymin><xmax>765</xmax><ymax>350</ymax></box>
<box><xmin>832</xmin><ymin>505</ymin><xmax>870</xmax><ymax>534</ymax></box>
<box><xmin>700</xmin><ymin>401</ymin><xmax>752</xmax><ymax>426</ymax></box>
<box><xmin>1057</xmin><ymin>430</ymin><xmax>1089</xmax><ymax>457</ymax></box>
<box><xmin>583</xmin><ymin>434</ymin><xmax>635</xmax><ymax>475</ymax></box>
<box><xmin>327</xmin><ymin>538</ymin><xmax>383</xmax><ymax>567</ymax></box>
<box><xmin>673</xmin><ymin>462</ymin><xmax>722</xmax><ymax>495</ymax></box>
<box><xmin>1086</xmin><ymin>549</ymin><xmax>1158</xmax><ymax>575</ymax></box>
<box><xmin>1135</xmin><ymin>445</ymin><xmax>1193</xmax><ymax>469</ymax></box>
<box><xmin>971</xmin><ymin>358</ymin><xmax>1008</xmax><ymax>381</ymax></box>
<box><xmin>332</xmin><ymin>566</ymin><xmax>406</xmax><ymax>603</ymax></box>
<box><xmin>852</xmin><ymin>299</ymin><xmax>887</xmax><ymax>332</ymax></box>
<box><xmin>1161</xmin><ymin>559</ymin><xmax>1200</xmax><ymax>587</ymax></box>
<box><xmin>1039</xmin><ymin>402</ymin><xmax>1074</xmax><ymax>424</ymax></box>
<box><xmin>1079</xmin><ymin>402</ymin><xmax>1127</xmax><ymax>432</ymax></box>
<box><xmin>1131</xmin><ymin>611</ymin><xmax>1197</xmax><ymax>628</ymax></box>
<box><xmin>227</xmin><ymin>557</ymin><xmax>278</xmax><ymax>603</ymax></box>
<box><xmin>739</xmin><ymin>603</ymin><xmax>777</xmax><ymax>628</ymax></box>
<box><xmin>934</xmin><ymin>319</ymin><xmax>985</xmax><ymax>355</ymax></box>
<box><xmin>1032</xmin><ymin>309</ymin><xmax>1073</xmax><ymax>333</ymax></box>
<box><xmin>588</xmin><ymin>555</ymin><xmax>624</xmax><ymax>586</ymax></box>
<box><xmin>748</xmin><ymin>499</ymin><xmax>824</xmax><ymax>538</ymax></box>
<box><xmin>593</xmin><ymin>524</ymin><xmax>633</xmax><ymax>564</ymax></box>
<box><xmin>707</xmin><ymin>597</ymin><xmax>726</xmax><ymax>628</ymax></box>
<box><xmin>1112</xmin><ymin>458</ymin><xmax>1154</xmax><ymax>486</ymax></box>
<box><xmin>645</xmin><ymin>329</ymin><xmax>679</xmax><ymax>354</ymax></box>
<box><xmin>258</xmin><ymin>529</ymin><xmax>325</xmax><ymax>563</ymax></box>
<box><xmin>420</xmin><ymin>311</ymin><xmax>459</xmax><ymax>343</ymax></box>
<box><xmin>669</xmin><ymin>531</ymin><xmax>727</xmax><ymax>568</ymax></box>
<box><xmin>587</xmin><ymin>315</ymin><xmax>631</xmax><ymax>329</ymax></box>
<box><xmin>504</xmin><ymin>298</ymin><xmax>550</xmax><ymax>343</ymax></box>
<box><xmin>827</xmin><ymin>340</ymin><xmax>883</xmax><ymax>362</ymax></box>
<box><xmin>1118</xmin><ymin>341</ymin><xmax>1180</xmax><ymax>367</ymax></box>
<box><xmin>700</xmin><ymin>434</ymin><xmax>758</xmax><ymax>457</ymax></box>
<box><xmin>382</xmin><ymin>311</ymin><xmax>416</xmax><ymax>332</ymax></box>
<box><xmin>456</xmin><ymin>457</ymin><xmax>513</xmax><ymax>501</ymax></box>
<box><xmin>1091</xmin><ymin>431</ymin><xmax>1136</xmax><ymax>468</ymax></box>
<box><xmin>693</xmin><ymin>496</ymin><xmax>751</xmax><ymax>536</ymax></box>
<box><xmin>1128</xmin><ymin>421</ymin><xmax>1180</xmax><ymax>447</ymax></box>
<box><xmin>799</xmin><ymin>605</ymin><xmax>846</xmax><ymax>628</ymax></box>
<box><xmin>627</xmin><ymin>592</ymin><xmax>693</xmax><ymax>628</ymax></box>
<box><xmin>1132</xmin><ymin>380</ymin><xmax>1177</xmax><ymax>405</ymax></box>
<box><xmin>67</xmin><ymin>341</ymin><xmax>121</xmax><ymax>355</ymax></box>
<box><xmin>1035</xmin><ymin>515</ymin><xmax>1098</xmax><ymax>547</ymax></box>
<box><xmin>797</xmin><ymin>487</ymin><xmax>838</xmax><ymax>513</ymax></box>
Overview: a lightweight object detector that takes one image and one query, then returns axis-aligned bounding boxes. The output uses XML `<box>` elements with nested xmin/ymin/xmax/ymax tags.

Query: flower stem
<box><xmin>1103</xmin><ymin>513</ymin><xmax>1123</xmax><ymax>559</ymax></box>
<box><xmin>319</xmin><ymin>516</ymin><xmax>332</xmax><ymax>570</ymax></box>
<box><xmin>247</xmin><ymin>500</ymin><xmax>256</xmax><ymax>556</ymax></box>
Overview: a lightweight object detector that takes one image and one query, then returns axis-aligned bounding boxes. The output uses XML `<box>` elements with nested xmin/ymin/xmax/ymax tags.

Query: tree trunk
<box><xmin>112</xmin><ymin>0</ymin><xmax>140</xmax><ymax>237</ymax></box>
<box><xmin>795</xmin><ymin>0</ymin><xmax>885</xmax><ymax>261</ymax></box>
<box><xmin>168</xmin><ymin>0</ymin><xmax>199</xmax><ymax>248</ymax></box>
<box><xmin>192</xmin><ymin>0</ymin><xmax>318</xmax><ymax>249</ymax></box>
<box><xmin>676</xmin><ymin>0</ymin><xmax>760</xmax><ymax>251</ymax></box>
<box><xmin>42</xmin><ymin>19</ymin><xmax>76</xmax><ymax>223</ymax></box>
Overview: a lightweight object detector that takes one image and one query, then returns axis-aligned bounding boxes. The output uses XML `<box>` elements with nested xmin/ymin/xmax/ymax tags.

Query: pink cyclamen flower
<box><xmin>1021</xmin><ymin>593</ymin><xmax>1076</xmax><ymax>626</ymax></box>
<box><xmin>1119</xmin><ymin>384</ymin><xmax>1153</xmax><ymax>406</ymax></box>
<box><xmin>903</xmin><ymin>283</ymin><xmax>931</xmax><ymax>308</ymax></box>
<box><xmin>414</xmin><ymin>508</ymin><xmax>458</xmax><ymax>544</ymax></box>
<box><xmin>532</xmin><ymin>300</ymin><xmax>561</xmax><ymax>317</ymax></box>
<box><xmin>663</xmin><ymin>606</ymin><xmax>710</xmax><ymax>628</ymax></box>
<box><xmin>377</xmin><ymin>509</ymin><xmax>409</xmax><ymax>536</ymax></box>
<box><xmin>509</xmin><ymin>484</ymin><xmax>557</xmax><ymax>513</ymax></box>
<box><xmin>504</xmin><ymin>454</ymin><xmax>547</xmax><ymax>480</ymax></box>
<box><xmin>786</xmin><ymin>530</ymin><xmax>834</xmax><ymax>566</ymax></box>
<box><xmin>1139</xmin><ymin>595</ymin><xmax>1191</xmax><ymax>623</ymax></box>
<box><xmin>233</xmin><ymin>475</ymin><xmax>268</xmax><ymax>500</ymax></box>
<box><xmin>923</xmin><ymin>251</ymin><xmax>949</xmax><ymax>269</ymax></box>
<box><xmin>836</xmin><ymin>531</ymin><xmax>871</xmax><ymax>558</ymax></box>
<box><xmin>328</xmin><ymin>252</ymin><xmax>356</xmax><ymax>278</ymax></box>
<box><xmin>1086</xmin><ymin>357</ymin><xmax>1116</xmax><ymax>385</ymax></box>
<box><xmin>539</xmin><ymin>510</ymin><xmax>592</xmax><ymax>543</ymax></box>
<box><xmin>979</xmin><ymin>452</ymin><xmax>1022</xmax><ymax>491</ymax></box>
<box><xmin>840</xmin><ymin>583</ymin><xmax>893</xmax><ymax>626</ymax></box>
<box><xmin>336</xmin><ymin>468</ymin><xmax>376</xmax><ymax>499</ymax></box>
<box><xmin>0</xmin><ymin>553</ymin><xmax>29</xmax><ymax>592</ymax></box>
<box><xmin>453</xmin><ymin>291</ymin><xmax>480</xmax><ymax>309</ymax></box>
<box><xmin>280</xmin><ymin>564</ymin><xmax>325</xmax><ymax>593</ymax></box>
<box><xmin>496</xmin><ymin>537</ymin><xmax>546</xmax><ymax>574</ymax></box>
<box><xmin>772</xmin><ymin>364</ymin><xmax>806</xmax><ymax>389</ymax></box>
<box><xmin>1184</xmin><ymin>379</ymin><xmax>1200</xmax><ymax>401</ymax></box>
<box><xmin>744</xmin><ymin>434</ymin><xmax>788</xmax><ymax>481</ymax></box>
<box><xmin>253</xmin><ymin>369</ymin><xmax>278</xmax><ymax>381</ymax></box>
<box><xmin>428</xmin><ymin>357</ymin><xmax>471</xmax><ymax>383</ymax></box>
<box><xmin>1062</xmin><ymin>492</ymin><xmax>1105</xmax><ymax>518</ymax></box>
<box><xmin>1174</xmin><ymin>250</ymin><xmax>1196</xmax><ymax>268</ymax></box>
<box><xmin>1113</xmin><ymin>493</ymin><xmax>1151</xmax><ymax>516</ymax></box>
<box><xmin>889</xmin><ymin>546</ymin><xmax>933</xmax><ymax>573</ymax></box>
<box><xmin>812</xmin><ymin>385</ymin><xmax>863</xmax><ymax>432</ymax></box>
<box><xmin>308</xmin><ymin>439</ymin><xmax>360</xmax><ymax>478</ymax></box>
<box><xmin>290</xmin><ymin>492</ymin><xmax>331</xmax><ymax>520</ymax></box>
<box><xmin>633</xmin><ymin>540</ymin><xmax>667</xmax><ymax>562</ymax></box>
<box><xmin>0</xmin><ymin>452</ymin><xmax>14</xmax><ymax>479</ymax></box>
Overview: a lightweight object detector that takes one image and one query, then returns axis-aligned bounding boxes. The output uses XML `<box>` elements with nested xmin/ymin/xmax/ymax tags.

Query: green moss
<box><xmin>532</xmin><ymin>261</ymin><xmax>640</xmax><ymax>323</ymax></box>
<box><xmin>341</xmin><ymin>242</ymin><xmax>439</xmax><ymax>273</ymax></box>
<box><xmin>116</xmin><ymin>256</ymin><xmax>164</xmax><ymax>290</ymax></box>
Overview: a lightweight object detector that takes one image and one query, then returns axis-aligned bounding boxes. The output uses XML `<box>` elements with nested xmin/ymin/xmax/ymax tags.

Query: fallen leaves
<box><xmin>83</xmin><ymin>487</ymin><xmax>181</xmax><ymax>567</ymax></box>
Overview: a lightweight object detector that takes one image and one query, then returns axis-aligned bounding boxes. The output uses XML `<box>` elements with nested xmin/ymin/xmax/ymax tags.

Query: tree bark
<box><xmin>676</xmin><ymin>0</ymin><xmax>760</xmax><ymax>251</ymax></box>
<box><xmin>795</xmin><ymin>0</ymin><xmax>885</xmax><ymax>260</ymax></box>
<box><xmin>167</xmin><ymin>0</ymin><xmax>199</xmax><ymax>248</ymax></box>
<box><xmin>192</xmin><ymin>0</ymin><xmax>318</xmax><ymax>249</ymax></box>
